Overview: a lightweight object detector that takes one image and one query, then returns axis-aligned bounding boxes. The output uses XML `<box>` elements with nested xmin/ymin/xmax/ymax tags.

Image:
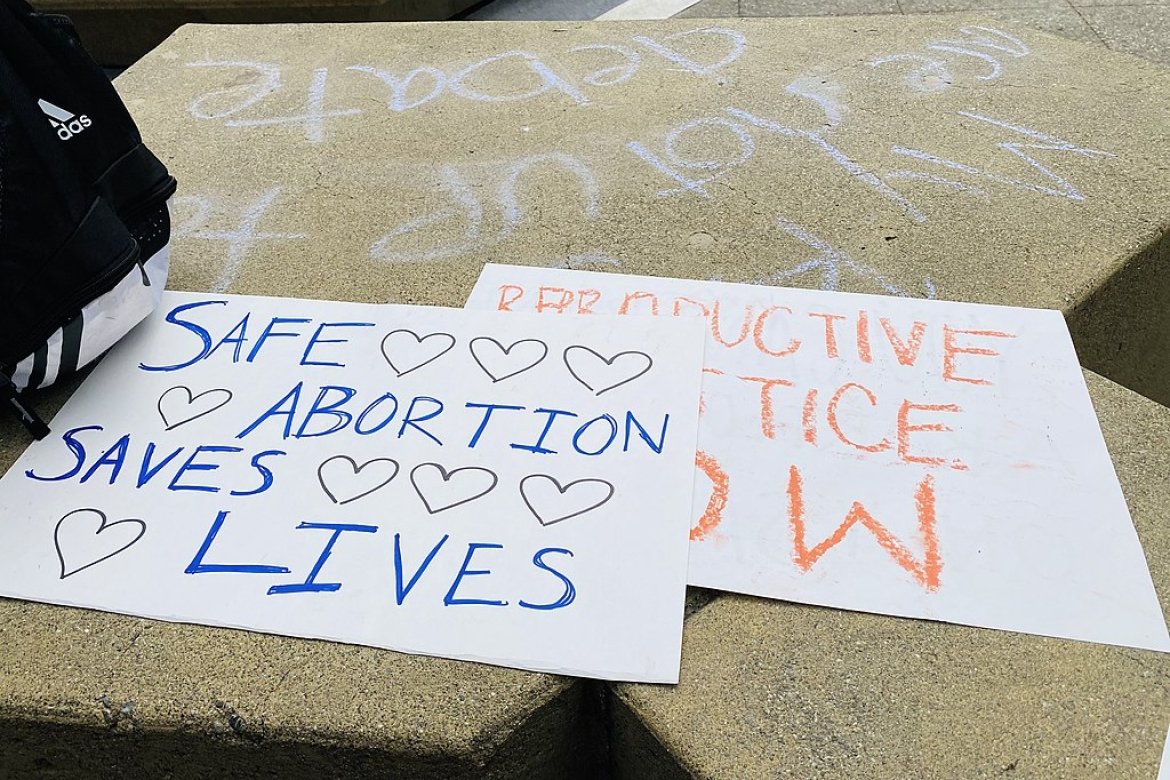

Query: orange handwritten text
<box><xmin>943</xmin><ymin>326</ymin><xmax>1016</xmax><ymax>385</ymax></box>
<box><xmin>691</xmin><ymin>451</ymin><xmax>729</xmax><ymax>542</ymax></box>
<box><xmin>711</xmin><ymin>301</ymin><xmax>754</xmax><ymax>348</ymax></box>
<box><xmin>536</xmin><ymin>286</ymin><xmax>575</xmax><ymax>314</ymax></box>
<box><xmin>738</xmin><ymin>375</ymin><xmax>794</xmax><ymax>439</ymax></box>
<box><xmin>576</xmin><ymin>289</ymin><xmax>601</xmax><ymax>314</ymax></box>
<box><xmin>827</xmin><ymin>382</ymin><xmax>891</xmax><ymax>453</ymax></box>
<box><xmin>802</xmin><ymin>389</ymin><xmax>818</xmax><ymax>445</ymax></box>
<box><xmin>787</xmin><ymin>465</ymin><xmax>942</xmax><ymax>591</ymax></box>
<box><xmin>856</xmin><ymin>310</ymin><xmax>872</xmax><ymax>364</ymax></box>
<box><xmin>496</xmin><ymin>284</ymin><xmax>525</xmax><ymax>311</ymax></box>
<box><xmin>673</xmin><ymin>296</ymin><xmax>710</xmax><ymax>318</ymax></box>
<box><xmin>897</xmin><ymin>401</ymin><xmax>967</xmax><ymax>470</ymax></box>
<box><xmin>880</xmin><ymin>317</ymin><xmax>927</xmax><ymax>366</ymax></box>
<box><xmin>752</xmin><ymin>305</ymin><xmax>800</xmax><ymax>357</ymax></box>
<box><xmin>808</xmin><ymin>312</ymin><xmax>847</xmax><ymax>358</ymax></box>
<box><xmin>618</xmin><ymin>291</ymin><xmax>659</xmax><ymax>315</ymax></box>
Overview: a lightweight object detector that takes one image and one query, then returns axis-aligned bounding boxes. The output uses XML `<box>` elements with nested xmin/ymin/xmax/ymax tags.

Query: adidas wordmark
<box><xmin>38</xmin><ymin>98</ymin><xmax>92</xmax><ymax>141</ymax></box>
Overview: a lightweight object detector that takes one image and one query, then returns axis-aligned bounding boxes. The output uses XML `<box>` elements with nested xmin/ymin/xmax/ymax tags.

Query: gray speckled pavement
<box><xmin>471</xmin><ymin>0</ymin><xmax>1170</xmax><ymax>68</ymax></box>
<box><xmin>681</xmin><ymin>0</ymin><xmax>1170</xmax><ymax>67</ymax></box>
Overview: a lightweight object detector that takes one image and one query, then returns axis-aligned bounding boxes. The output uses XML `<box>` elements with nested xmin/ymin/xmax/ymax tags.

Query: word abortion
<box><xmin>0</xmin><ymin>293</ymin><xmax>706</xmax><ymax>681</ymax></box>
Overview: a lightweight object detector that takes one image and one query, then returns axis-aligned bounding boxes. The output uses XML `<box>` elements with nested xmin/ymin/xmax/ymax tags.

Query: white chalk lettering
<box><xmin>370</xmin><ymin>167</ymin><xmax>483</xmax><ymax>263</ymax></box>
<box><xmin>448</xmin><ymin>51</ymin><xmax>589</xmax><ymax>105</ymax></box>
<box><xmin>870</xmin><ymin>25</ymin><xmax>1030</xmax><ymax>93</ymax></box>
<box><xmin>186</xmin><ymin>61</ymin><xmax>281</xmax><ymax>119</ymax></box>
<box><xmin>628</xmin><ymin>117</ymin><xmax>756</xmax><ymax>198</ymax></box>
<box><xmin>766</xmin><ymin>217</ymin><xmax>937</xmax><ymax>298</ymax></box>
<box><xmin>499</xmin><ymin>154</ymin><xmax>600</xmax><ymax>239</ymax></box>
<box><xmin>569</xmin><ymin>44</ymin><xmax>642</xmax><ymax>87</ymax></box>
<box><xmin>345</xmin><ymin>65</ymin><xmax>446</xmax><ymax>112</ymax></box>
<box><xmin>633</xmin><ymin>27</ymin><xmax>746</xmax><ymax>77</ymax></box>
<box><xmin>187</xmin><ymin>62</ymin><xmax>360</xmax><ymax>143</ymax></box>
<box><xmin>223</xmin><ymin>67</ymin><xmax>360</xmax><ymax>144</ymax></box>
<box><xmin>891</xmin><ymin>112</ymin><xmax>1113</xmax><ymax>202</ymax></box>
<box><xmin>170</xmin><ymin>188</ymin><xmax>309</xmax><ymax>292</ymax></box>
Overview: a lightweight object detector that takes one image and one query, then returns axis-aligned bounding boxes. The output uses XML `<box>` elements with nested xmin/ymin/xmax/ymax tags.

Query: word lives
<box><xmin>28</xmin><ymin>296</ymin><xmax>683</xmax><ymax>617</ymax></box>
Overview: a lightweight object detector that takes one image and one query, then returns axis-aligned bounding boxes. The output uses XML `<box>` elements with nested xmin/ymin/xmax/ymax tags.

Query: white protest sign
<box><xmin>466</xmin><ymin>264</ymin><xmax>1170</xmax><ymax>652</ymax></box>
<box><xmin>0</xmin><ymin>292</ymin><xmax>706</xmax><ymax>682</ymax></box>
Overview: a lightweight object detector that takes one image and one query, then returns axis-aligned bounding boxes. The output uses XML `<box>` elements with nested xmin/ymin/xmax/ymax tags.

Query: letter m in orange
<box><xmin>786</xmin><ymin>465</ymin><xmax>942</xmax><ymax>591</ymax></box>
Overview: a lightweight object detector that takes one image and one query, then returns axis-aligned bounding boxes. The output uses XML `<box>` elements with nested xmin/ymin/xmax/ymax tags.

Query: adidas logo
<box><xmin>38</xmin><ymin>99</ymin><xmax>92</xmax><ymax>141</ymax></box>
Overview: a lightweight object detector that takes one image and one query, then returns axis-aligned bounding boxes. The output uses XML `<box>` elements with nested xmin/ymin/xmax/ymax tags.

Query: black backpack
<box><xmin>0</xmin><ymin>0</ymin><xmax>176</xmax><ymax>438</ymax></box>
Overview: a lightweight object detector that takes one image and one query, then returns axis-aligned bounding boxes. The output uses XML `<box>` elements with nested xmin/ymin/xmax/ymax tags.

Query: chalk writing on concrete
<box><xmin>869</xmin><ymin>26</ymin><xmax>1030</xmax><ymax>93</ymax></box>
<box><xmin>345</xmin><ymin>65</ymin><xmax>446</xmax><ymax>112</ymax></box>
<box><xmin>172</xmin><ymin>23</ymin><xmax>1113</xmax><ymax>300</ymax></box>
<box><xmin>889</xmin><ymin>112</ymin><xmax>1114</xmax><ymax>203</ymax></box>
<box><xmin>570</xmin><ymin>44</ymin><xmax>641</xmax><ymax>87</ymax></box>
<box><xmin>186</xmin><ymin>62</ymin><xmax>360</xmax><ymax>144</ymax></box>
<box><xmin>170</xmin><ymin>188</ymin><xmax>309</xmax><ymax>292</ymax></box>
<box><xmin>764</xmin><ymin>217</ymin><xmax>937</xmax><ymax>299</ymax></box>
<box><xmin>370</xmin><ymin>154</ymin><xmax>601</xmax><ymax>264</ymax></box>
<box><xmin>185</xmin><ymin>27</ymin><xmax>747</xmax><ymax>142</ymax></box>
<box><xmin>625</xmin><ymin>71</ymin><xmax>927</xmax><ymax>224</ymax></box>
<box><xmin>631</xmin><ymin>27</ymin><xmax>746</xmax><ymax>77</ymax></box>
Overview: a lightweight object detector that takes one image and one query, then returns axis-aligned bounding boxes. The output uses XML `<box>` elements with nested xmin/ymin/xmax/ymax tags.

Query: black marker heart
<box><xmin>562</xmin><ymin>346</ymin><xmax>653</xmax><ymax>396</ymax></box>
<box><xmin>469</xmin><ymin>337</ymin><xmax>548</xmax><ymax>382</ymax></box>
<box><xmin>381</xmin><ymin>329</ymin><xmax>456</xmax><ymax>377</ymax></box>
<box><xmin>410</xmin><ymin>463</ymin><xmax>499</xmax><ymax>514</ymax></box>
<box><xmin>318</xmin><ymin>456</ymin><xmax>400</xmax><ymax>505</ymax></box>
<box><xmin>54</xmin><ymin>508</ymin><xmax>146</xmax><ymax>579</ymax></box>
<box><xmin>520</xmin><ymin>474</ymin><xmax>616</xmax><ymax>527</ymax></box>
<box><xmin>157</xmin><ymin>386</ymin><xmax>233</xmax><ymax>430</ymax></box>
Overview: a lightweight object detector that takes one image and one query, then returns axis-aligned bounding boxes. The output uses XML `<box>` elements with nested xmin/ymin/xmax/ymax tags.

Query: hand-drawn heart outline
<box><xmin>520</xmin><ymin>474</ymin><xmax>616</xmax><ymax>527</ymax></box>
<box><xmin>469</xmin><ymin>337</ymin><xmax>549</xmax><ymax>383</ymax></box>
<box><xmin>562</xmin><ymin>346</ymin><xmax>653</xmax><ymax>396</ymax></box>
<box><xmin>317</xmin><ymin>455</ymin><xmax>400</xmax><ymax>505</ymax></box>
<box><xmin>410</xmin><ymin>462</ymin><xmax>499</xmax><ymax>514</ymax></box>
<box><xmin>54</xmin><ymin>508</ymin><xmax>147</xmax><ymax>579</ymax></box>
<box><xmin>380</xmin><ymin>329</ymin><xmax>457</xmax><ymax>377</ymax></box>
<box><xmin>157</xmin><ymin>385</ymin><xmax>233</xmax><ymax>430</ymax></box>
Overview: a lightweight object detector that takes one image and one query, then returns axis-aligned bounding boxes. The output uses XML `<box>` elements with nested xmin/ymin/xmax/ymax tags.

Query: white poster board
<box><xmin>467</xmin><ymin>264</ymin><xmax>1170</xmax><ymax>652</ymax></box>
<box><xmin>0</xmin><ymin>292</ymin><xmax>706</xmax><ymax>682</ymax></box>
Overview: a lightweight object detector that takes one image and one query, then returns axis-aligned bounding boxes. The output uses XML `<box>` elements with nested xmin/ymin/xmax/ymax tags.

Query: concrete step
<box><xmin>609</xmin><ymin>368</ymin><xmax>1170</xmax><ymax>779</ymax></box>
<box><xmin>0</xmin><ymin>611</ymin><xmax>598</xmax><ymax>776</ymax></box>
<box><xmin>116</xmin><ymin>16</ymin><xmax>1170</xmax><ymax>405</ymax></box>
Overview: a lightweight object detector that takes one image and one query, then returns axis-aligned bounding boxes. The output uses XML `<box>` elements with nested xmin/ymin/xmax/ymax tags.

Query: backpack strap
<box><xmin>0</xmin><ymin>370</ymin><xmax>49</xmax><ymax>439</ymax></box>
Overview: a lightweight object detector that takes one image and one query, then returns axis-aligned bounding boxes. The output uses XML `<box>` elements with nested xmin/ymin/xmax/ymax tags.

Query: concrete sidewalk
<box><xmin>468</xmin><ymin>0</ymin><xmax>1170</xmax><ymax>69</ymax></box>
<box><xmin>128</xmin><ymin>18</ymin><xmax>1170</xmax><ymax>404</ymax></box>
<box><xmin>678</xmin><ymin>0</ymin><xmax>1170</xmax><ymax>67</ymax></box>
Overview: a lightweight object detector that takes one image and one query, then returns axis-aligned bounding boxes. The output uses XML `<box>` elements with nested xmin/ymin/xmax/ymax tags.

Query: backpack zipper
<box><xmin>1</xmin><ymin>240</ymin><xmax>139</xmax><ymax>441</ymax></box>
<box><xmin>0</xmin><ymin>371</ymin><xmax>50</xmax><ymax>439</ymax></box>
